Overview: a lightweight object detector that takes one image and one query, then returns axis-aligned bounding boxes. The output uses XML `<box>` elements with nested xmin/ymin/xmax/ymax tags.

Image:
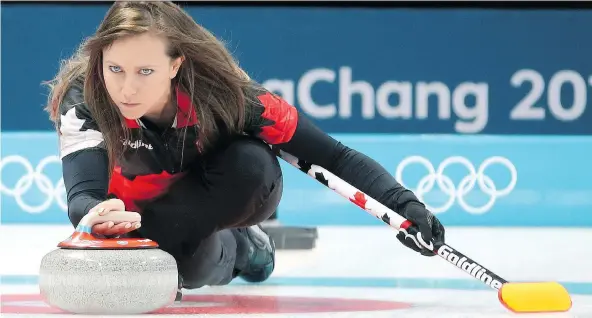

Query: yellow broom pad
<box><xmin>498</xmin><ymin>282</ymin><xmax>572</xmax><ymax>313</ymax></box>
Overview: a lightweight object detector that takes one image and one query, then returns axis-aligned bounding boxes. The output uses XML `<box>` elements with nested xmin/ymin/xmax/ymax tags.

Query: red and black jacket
<box><xmin>58</xmin><ymin>77</ymin><xmax>419</xmax><ymax>227</ymax></box>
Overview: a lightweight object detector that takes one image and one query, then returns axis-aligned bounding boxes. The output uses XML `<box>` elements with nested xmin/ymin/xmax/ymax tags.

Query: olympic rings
<box><xmin>0</xmin><ymin>155</ymin><xmax>67</xmax><ymax>214</ymax></box>
<box><xmin>395</xmin><ymin>156</ymin><xmax>517</xmax><ymax>215</ymax></box>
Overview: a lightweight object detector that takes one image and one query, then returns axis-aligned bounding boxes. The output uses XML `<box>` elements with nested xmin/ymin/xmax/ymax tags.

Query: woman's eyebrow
<box><xmin>103</xmin><ymin>60</ymin><xmax>160</xmax><ymax>68</ymax></box>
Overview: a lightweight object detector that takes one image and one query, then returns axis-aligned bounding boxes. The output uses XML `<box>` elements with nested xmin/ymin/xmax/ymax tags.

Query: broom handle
<box><xmin>275</xmin><ymin>148</ymin><xmax>509</xmax><ymax>290</ymax></box>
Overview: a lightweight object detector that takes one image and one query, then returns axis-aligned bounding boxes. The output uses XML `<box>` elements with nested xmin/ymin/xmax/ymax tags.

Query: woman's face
<box><xmin>102</xmin><ymin>32</ymin><xmax>183</xmax><ymax>121</ymax></box>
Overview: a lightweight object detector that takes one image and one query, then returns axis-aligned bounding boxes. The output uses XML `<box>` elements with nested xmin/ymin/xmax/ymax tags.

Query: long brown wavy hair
<box><xmin>45</xmin><ymin>1</ymin><xmax>252</xmax><ymax>171</ymax></box>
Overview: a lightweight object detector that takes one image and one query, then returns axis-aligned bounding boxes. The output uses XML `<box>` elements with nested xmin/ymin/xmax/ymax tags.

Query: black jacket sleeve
<box><xmin>243</xmin><ymin>83</ymin><xmax>421</xmax><ymax>213</ymax></box>
<box><xmin>62</xmin><ymin>148</ymin><xmax>110</xmax><ymax>227</ymax></box>
<box><xmin>57</xmin><ymin>78</ymin><xmax>110</xmax><ymax>227</ymax></box>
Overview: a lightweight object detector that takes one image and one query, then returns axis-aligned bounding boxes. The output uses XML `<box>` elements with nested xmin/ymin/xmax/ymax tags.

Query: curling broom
<box><xmin>275</xmin><ymin>148</ymin><xmax>572</xmax><ymax>313</ymax></box>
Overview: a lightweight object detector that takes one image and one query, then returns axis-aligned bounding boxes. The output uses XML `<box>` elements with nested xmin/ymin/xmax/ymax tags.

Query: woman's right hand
<box><xmin>88</xmin><ymin>198</ymin><xmax>141</xmax><ymax>237</ymax></box>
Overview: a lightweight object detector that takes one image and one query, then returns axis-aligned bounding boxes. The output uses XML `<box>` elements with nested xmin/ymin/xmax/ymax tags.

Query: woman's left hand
<box><xmin>396</xmin><ymin>201</ymin><xmax>445</xmax><ymax>256</ymax></box>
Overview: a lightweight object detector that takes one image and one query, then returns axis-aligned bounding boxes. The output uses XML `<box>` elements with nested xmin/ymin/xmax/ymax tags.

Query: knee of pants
<box><xmin>223</xmin><ymin>137</ymin><xmax>283</xmax><ymax>189</ymax></box>
<box><xmin>220</xmin><ymin>138</ymin><xmax>283</xmax><ymax>226</ymax></box>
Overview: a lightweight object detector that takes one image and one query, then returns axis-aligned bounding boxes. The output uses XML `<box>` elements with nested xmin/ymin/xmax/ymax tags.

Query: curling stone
<box><xmin>39</xmin><ymin>211</ymin><xmax>178</xmax><ymax>315</ymax></box>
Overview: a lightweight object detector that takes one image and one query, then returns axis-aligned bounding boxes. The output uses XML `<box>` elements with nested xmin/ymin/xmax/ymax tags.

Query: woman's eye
<box><xmin>109</xmin><ymin>66</ymin><xmax>121</xmax><ymax>73</ymax></box>
<box><xmin>140</xmin><ymin>69</ymin><xmax>153</xmax><ymax>75</ymax></box>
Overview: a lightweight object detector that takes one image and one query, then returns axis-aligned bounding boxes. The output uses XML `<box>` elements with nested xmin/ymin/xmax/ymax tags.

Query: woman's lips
<box><xmin>121</xmin><ymin>102</ymin><xmax>141</xmax><ymax>108</ymax></box>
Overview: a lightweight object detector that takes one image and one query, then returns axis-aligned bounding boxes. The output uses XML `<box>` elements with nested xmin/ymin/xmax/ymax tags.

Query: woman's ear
<box><xmin>170</xmin><ymin>56</ymin><xmax>185</xmax><ymax>79</ymax></box>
